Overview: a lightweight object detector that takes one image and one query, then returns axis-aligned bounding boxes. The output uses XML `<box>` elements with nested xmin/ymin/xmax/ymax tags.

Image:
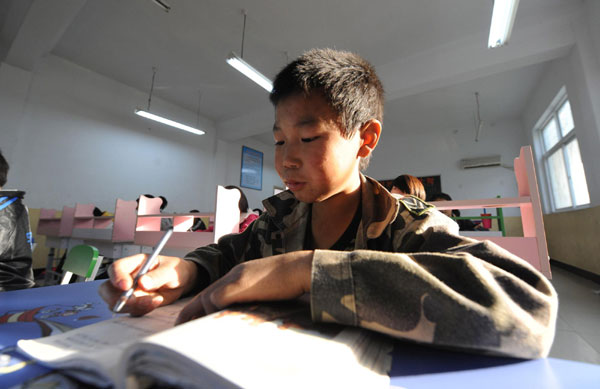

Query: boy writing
<box><xmin>100</xmin><ymin>49</ymin><xmax>557</xmax><ymax>359</ymax></box>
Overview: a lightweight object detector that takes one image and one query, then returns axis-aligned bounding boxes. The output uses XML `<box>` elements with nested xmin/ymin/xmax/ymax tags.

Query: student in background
<box><xmin>93</xmin><ymin>207</ymin><xmax>110</xmax><ymax>217</ymax></box>
<box><xmin>136</xmin><ymin>194</ymin><xmax>167</xmax><ymax>212</ymax></box>
<box><xmin>0</xmin><ymin>150</ymin><xmax>35</xmax><ymax>291</ymax></box>
<box><xmin>101</xmin><ymin>49</ymin><xmax>556</xmax><ymax>359</ymax></box>
<box><xmin>136</xmin><ymin>194</ymin><xmax>172</xmax><ymax>231</ymax></box>
<box><xmin>428</xmin><ymin>192</ymin><xmax>486</xmax><ymax>231</ymax></box>
<box><xmin>156</xmin><ymin>196</ymin><xmax>173</xmax><ymax>231</ymax></box>
<box><xmin>390</xmin><ymin>174</ymin><xmax>426</xmax><ymax>201</ymax></box>
<box><xmin>224</xmin><ymin>185</ymin><xmax>259</xmax><ymax>233</ymax></box>
<box><xmin>188</xmin><ymin>210</ymin><xmax>207</xmax><ymax>232</ymax></box>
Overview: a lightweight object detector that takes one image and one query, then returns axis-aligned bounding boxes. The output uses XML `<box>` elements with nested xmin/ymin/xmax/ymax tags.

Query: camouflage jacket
<box><xmin>185</xmin><ymin>175</ymin><xmax>557</xmax><ymax>359</ymax></box>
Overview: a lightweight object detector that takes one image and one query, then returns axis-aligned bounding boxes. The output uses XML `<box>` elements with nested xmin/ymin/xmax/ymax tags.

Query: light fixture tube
<box><xmin>134</xmin><ymin>109</ymin><xmax>205</xmax><ymax>135</ymax></box>
<box><xmin>488</xmin><ymin>0</ymin><xmax>520</xmax><ymax>48</ymax></box>
<box><xmin>151</xmin><ymin>0</ymin><xmax>171</xmax><ymax>12</ymax></box>
<box><xmin>226</xmin><ymin>52</ymin><xmax>273</xmax><ymax>92</ymax></box>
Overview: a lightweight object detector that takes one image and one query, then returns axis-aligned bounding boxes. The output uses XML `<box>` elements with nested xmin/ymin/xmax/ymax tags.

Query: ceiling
<box><xmin>0</xmin><ymin>0</ymin><xmax>582</xmax><ymax>144</ymax></box>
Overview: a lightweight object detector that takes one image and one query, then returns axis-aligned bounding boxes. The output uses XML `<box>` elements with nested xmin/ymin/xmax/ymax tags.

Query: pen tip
<box><xmin>113</xmin><ymin>298</ymin><xmax>126</xmax><ymax>313</ymax></box>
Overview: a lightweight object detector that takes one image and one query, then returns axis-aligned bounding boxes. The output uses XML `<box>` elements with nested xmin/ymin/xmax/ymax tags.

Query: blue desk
<box><xmin>1</xmin><ymin>282</ymin><xmax>599</xmax><ymax>388</ymax></box>
<box><xmin>0</xmin><ymin>281</ymin><xmax>114</xmax><ymax>387</ymax></box>
<box><xmin>389</xmin><ymin>342</ymin><xmax>600</xmax><ymax>388</ymax></box>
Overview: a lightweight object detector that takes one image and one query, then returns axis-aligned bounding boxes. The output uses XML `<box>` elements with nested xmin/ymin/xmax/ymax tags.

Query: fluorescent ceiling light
<box><xmin>151</xmin><ymin>0</ymin><xmax>170</xmax><ymax>12</ymax></box>
<box><xmin>226</xmin><ymin>52</ymin><xmax>273</xmax><ymax>92</ymax></box>
<box><xmin>488</xmin><ymin>0</ymin><xmax>520</xmax><ymax>48</ymax></box>
<box><xmin>135</xmin><ymin>109</ymin><xmax>205</xmax><ymax>135</ymax></box>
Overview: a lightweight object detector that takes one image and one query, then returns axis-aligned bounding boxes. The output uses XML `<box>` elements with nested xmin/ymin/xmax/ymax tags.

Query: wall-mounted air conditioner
<box><xmin>460</xmin><ymin>155</ymin><xmax>501</xmax><ymax>169</ymax></box>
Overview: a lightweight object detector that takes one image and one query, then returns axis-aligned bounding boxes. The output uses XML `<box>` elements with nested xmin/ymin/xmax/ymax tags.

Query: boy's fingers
<box><xmin>138</xmin><ymin>258</ymin><xmax>181</xmax><ymax>291</ymax></box>
<box><xmin>127</xmin><ymin>294</ymin><xmax>165</xmax><ymax>317</ymax></box>
<box><xmin>109</xmin><ymin>254</ymin><xmax>149</xmax><ymax>290</ymax></box>
<box><xmin>175</xmin><ymin>298</ymin><xmax>202</xmax><ymax>324</ymax></box>
<box><xmin>98</xmin><ymin>280</ymin><xmax>122</xmax><ymax>308</ymax></box>
<box><xmin>99</xmin><ymin>281</ymin><xmax>181</xmax><ymax>316</ymax></box>
<box><xmin>175</xmin><ymin>292</ymin><xmax>217</xmax><ymax>325</ymax></box>
<box><xmin>127</xmin><ymin>289</ymin><xmax>187</xmax><ymax>316</ymax></box>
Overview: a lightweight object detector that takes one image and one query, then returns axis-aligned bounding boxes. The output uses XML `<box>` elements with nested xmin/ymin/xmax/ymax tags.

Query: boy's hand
<box><xmin>176</xmin><ymin>250</ymin><xmax>313</xmax><ymax>324</ymax></box>
<box><xmin>99</xmin><ymin>254</ymin><xmax>198</xmax><ymax>316</ymax></box>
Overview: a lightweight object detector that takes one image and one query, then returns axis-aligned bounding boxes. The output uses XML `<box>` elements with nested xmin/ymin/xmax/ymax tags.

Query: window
<box><xmin>535</xmin><ymin>90</ymin><xmax>590</xmax><ymax>211</ymax></box>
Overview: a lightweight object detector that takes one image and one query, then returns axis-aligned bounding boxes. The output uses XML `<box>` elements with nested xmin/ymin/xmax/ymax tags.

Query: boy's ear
<box><xmin>357</xmin><ymin>119</ymin><xmax>382</xmax><ymax>158</ymax></box>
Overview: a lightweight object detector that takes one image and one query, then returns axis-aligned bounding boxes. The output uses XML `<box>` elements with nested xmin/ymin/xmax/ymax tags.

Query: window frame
<box><xmin>533</xmin><ymin>88</ymin><xmax>590</xmax><ymax>213</ymax></box>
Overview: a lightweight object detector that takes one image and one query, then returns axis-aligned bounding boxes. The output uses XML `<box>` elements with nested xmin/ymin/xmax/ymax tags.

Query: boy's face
<box><xmin>273</xmin><ymin>93</ymin><xmax>362</xmax><ymax>203</ymax></box>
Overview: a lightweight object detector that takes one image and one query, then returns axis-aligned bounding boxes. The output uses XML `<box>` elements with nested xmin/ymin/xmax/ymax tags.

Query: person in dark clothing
<box><xmin>428</xmin><ymin>192</ymin><xmax>486</xmax><ymax>231</ymax></box>
<box><xmin>0</xmin><ymin>150</ymin><xmax>35</xmax><ymax>291</ymax></box>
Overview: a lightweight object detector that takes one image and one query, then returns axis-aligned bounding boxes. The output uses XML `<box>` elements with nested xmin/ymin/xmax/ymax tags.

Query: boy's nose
<box><xmin>282</xmin><ymin>146</ymin><xmax>301</xmax><ymax>169</ymax></box>
<box><xmin>283</xmin><ymin>155</ymin><xmax>300</xmax><ymax>169</ymax></box>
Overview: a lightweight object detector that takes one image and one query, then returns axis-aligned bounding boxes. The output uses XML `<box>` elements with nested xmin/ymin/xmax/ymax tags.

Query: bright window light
<box><xmin>488</xmin><ymin>0</ymin><xmax>520</xmax><ymax>48</ymax></box>
<box><xmin>134</xmin><ymin>109</ymin><xmax>205</xmax><ymax>135</ymax></box>
<box><xmin>226</xmin><ymin>52</ymin><xmax>273</xmax><ymax>92</ymax></box>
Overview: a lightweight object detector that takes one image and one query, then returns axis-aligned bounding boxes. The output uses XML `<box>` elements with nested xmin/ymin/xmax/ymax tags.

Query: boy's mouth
<box><xmin>285</xmin><ymin>180</ymin><xmax>305</xmax><ymax>191</ymax></box>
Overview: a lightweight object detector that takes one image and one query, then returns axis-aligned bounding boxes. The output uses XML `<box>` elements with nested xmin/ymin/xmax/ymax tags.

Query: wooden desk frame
<box><xmin>430</xmin><ymin>146</ymin><xmax>551</xmax><ymax>278</ymax></box>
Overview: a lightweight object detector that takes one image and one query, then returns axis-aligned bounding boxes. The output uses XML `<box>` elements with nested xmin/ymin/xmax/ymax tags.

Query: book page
<box><xmin>17</xmin><ymin>299</ymin><xmax>189</xmax><ymax>387</ymax></box>
<box><xmin>121</xmin><ymin>302</ymin><xmax>393</xmax><ymax>389</ymax></box>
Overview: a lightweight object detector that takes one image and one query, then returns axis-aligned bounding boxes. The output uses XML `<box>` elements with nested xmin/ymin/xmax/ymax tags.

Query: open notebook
<box><xmin>18</xmin><ymin>300</ymin><xmax>393</xmax><ymax>388</ymax></box>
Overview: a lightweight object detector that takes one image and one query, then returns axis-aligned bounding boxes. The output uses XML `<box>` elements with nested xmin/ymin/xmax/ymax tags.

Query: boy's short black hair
<box><xmin>0</xmin><ymin>150</ymin><xmax>8</xmax><ymax>188</ymax></box>
<box><xmin>269</xmin><ymin>48</ymin><xmax>384</xmax><ymax>170</ymax></box>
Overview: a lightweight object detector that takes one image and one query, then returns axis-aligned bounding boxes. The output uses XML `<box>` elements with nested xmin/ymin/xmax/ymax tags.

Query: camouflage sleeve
<box><xmin>310</xmin><ymin>212</ymin><xmax>558</xmax><ymax>359</ymax></box>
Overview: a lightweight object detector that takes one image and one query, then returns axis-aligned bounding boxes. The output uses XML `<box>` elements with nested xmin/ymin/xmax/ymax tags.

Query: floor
<box><xmin>548</xmin><ymin>265</ymin><xmax>600</xmax><ymax>365</ymax></box>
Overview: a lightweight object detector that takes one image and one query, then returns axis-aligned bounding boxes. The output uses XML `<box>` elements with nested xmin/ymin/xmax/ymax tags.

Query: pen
<box><xmin>113</xmin><ymin>227</ymin><xmax>174</xmax><ymax>313</ymax></box>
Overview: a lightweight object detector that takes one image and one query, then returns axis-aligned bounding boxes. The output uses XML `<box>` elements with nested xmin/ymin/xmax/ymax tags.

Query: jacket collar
<box><xmin>359</xmin><ymin>174</ymin><xmax>400</xmax><ymax>240</ymax></box>
<box><xmin>262</xmin><ymin>174</ymin><xmax>399</xmax><ymax>242</ymax></box>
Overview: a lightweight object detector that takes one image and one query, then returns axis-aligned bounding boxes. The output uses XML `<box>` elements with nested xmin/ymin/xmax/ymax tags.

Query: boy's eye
<box><xmin>301</xmin><ymin>136</ymin><xmax>319</xmax><ymax>143</ymax></box>
<box><xmin>274</xmin><ymin>140</ymin><xmax>284</xmax><ymax>146</ymax></box>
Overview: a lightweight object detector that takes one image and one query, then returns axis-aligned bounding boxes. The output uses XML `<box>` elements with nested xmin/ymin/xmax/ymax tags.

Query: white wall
<box><xmin>367</xmin><ymin>118</ymin><xmax>527</xmax><ymax>216</ymax></box>
<box><xmin>584</xmin><ymin>0</ymin><xmax>600</xmax><ymax>66</ymax></box>
<box><xmin>0</xmin><ymin>62</ymin><xmax>32</xmax><ymax>164</ymax></box>
<box><xmin>0</xmin><ymin>54</ymin><xmax>278</xmax><ymax>213</ymax></box>
<box><xmin>214</xmin><ymin>138</ymin><xmax>282</xmax><ymax>212</ymax></box>
<box><xmin>522</xmin><ymin>7</ymin><xmax>600</xmax><ymax>210</ymax></box>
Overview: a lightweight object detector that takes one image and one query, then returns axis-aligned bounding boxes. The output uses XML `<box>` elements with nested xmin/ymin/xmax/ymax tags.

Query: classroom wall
<box><xmin>0</xmin><ymin>54</ymin><xmax>279</xmax><ymax>214</ymax></box>
<box><xmin>544</xmin><ymin>205</ymin><xmax>600</xmax><ymax>276</ymax></box>
<box><xmin>521</xmin><ymin>4</ymin><xmax>600</xmax><ymax>275</ymax></box>
<box><xmin>213</xmin><ymin>138</ymin><xmax>282</xmax><ymax>212</ymax></box>
<box><xmin>0</xmin><ymin>63</ymin><xmax>32</xmax><ymax>164</ymax></box>
<box><xmin>368</xmin><ymin>118</ymin><xmax>527</xmax><ymax>217</ymax></box>
<box><xmin>585</xmin><ymin>0</ymin><xmax>600</xmax><ymax>65</ymax></box>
